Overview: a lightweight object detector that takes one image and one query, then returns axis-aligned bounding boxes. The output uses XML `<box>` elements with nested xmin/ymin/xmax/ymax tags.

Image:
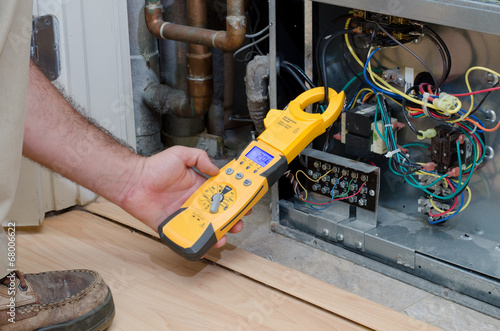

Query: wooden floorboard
<box><xmin>83</xmin><ymin>198</ymin><xmax>440</xmax><ymax>331</ymax></box>
<box><xmin>16</xmin><ymin>209</ymin><xmax>364</xmax><ymax>330</ymax></box>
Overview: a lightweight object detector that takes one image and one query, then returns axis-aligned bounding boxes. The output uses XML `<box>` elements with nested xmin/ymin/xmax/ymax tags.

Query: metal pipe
<box><xmin>207</xmin><ymin>48</ymin><xmax>225</xmax><ymax>136</ymax></box>
<box><xmin>157</xmin><ymin>0</ymin><xmax>204</xmax><ymax>138</ymax></box>
<box><xmin>145</xmin><ymin>0</ymin><xmax>247</xmax><ymax>52</ymax></box>
<box><xmin>186</xmin><ymin>0</ymin><xmax>212</xmax><ymax>117</ymax></box>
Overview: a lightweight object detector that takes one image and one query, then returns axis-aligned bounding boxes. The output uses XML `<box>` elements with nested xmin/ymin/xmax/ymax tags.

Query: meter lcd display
<box><xmin>245</xmin><ymin>146</ymin><xmax>274</xmax><ymax>167</ymax></box>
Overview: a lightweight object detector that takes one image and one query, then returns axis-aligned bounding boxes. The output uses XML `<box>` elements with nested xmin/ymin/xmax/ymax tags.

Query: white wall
<box><xmin>8</xmin><ymin>0</ymin><xmax>135</xmax><ymax>226</ymax></box>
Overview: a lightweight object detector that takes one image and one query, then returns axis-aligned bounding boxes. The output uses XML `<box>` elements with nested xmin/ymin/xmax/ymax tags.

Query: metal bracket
<box><xmin>31</xmin><ymin>15</ymin><xmax>60</xmax><ymax>81</ymax></box>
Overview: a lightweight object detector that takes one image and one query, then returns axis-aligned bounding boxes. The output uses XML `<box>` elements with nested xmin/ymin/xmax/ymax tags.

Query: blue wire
<box><xmin>364</xmin><ymin>48</ymin><xmax>401</xmax><ymax>99</ymax></box>
<box><xmin>429</xmin><ymin>192</ymin><xmax>464</xmax><ymax>224</ymax></box>
<box><xmin>345</xmin><ymin>84</ymin><xmax>364</xmax><ymax>110</ymax></box>
<box><xmin>309</xmin><ymin>178</ymin><xmax>340</xmax><ymax>211</ymax></box>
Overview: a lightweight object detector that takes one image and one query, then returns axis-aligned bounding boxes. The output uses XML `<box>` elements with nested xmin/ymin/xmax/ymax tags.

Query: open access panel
<box><xmin>269</xmin><ymin>0</ymin><xmax>500</xmax><ymax>318</ymax></box>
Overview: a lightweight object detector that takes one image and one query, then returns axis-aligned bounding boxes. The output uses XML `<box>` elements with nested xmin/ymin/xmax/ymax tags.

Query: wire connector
<box><xmin>433</xmin><ymin>92</ymin><xmax>461</xmax><ymax>114</ymax></box>
<box><xmin>417</xmin><ymin>128</ymin><xmax>436</xmax><ymax>140</ymax></box>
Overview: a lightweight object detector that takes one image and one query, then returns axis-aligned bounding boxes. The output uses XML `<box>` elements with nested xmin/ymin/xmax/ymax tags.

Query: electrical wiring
<box><xmin>448</xmin><ymin>66</ymin><xmax>500</xmax><ymax>123</ymax></box>
<box><xmin>374</xmin><ymin>22</ymin><xmax>438</xmax><ymax>88</ymax></box>
<box><xmin>280</xmin><ymin>62</ymin><xmax>309</xmax><ymax>92</ymax></box>
<box><xmin>281</xmin><ymin>61</ymin><xmax>316</xmax><ymax>89</ymax></box>
<box><xmin>319</xmin><ymin>29</ymin><xmax>356</xmax><ymax>104</ymax></box>
<box><xmin>428</xmin><ymin>193</ymin><xmax>464</xmax><ymax>224</ymax></box>
<box><xmin>233</xmin><ymin>33</ymin><xmax>269</xmax><ymax>60</ymax></box>
<box><xmin>308</xmin><ymin>179</ymin><xmax>341</xmax><ymax>211</ymax></box>
<box><xmin>470</xmin><ymin>81</ymin><xmax>500</xmax><ymax>116</ymax></box>
<box><xmin>245</xmin><ymin>23</ymin><xmax>270</xmax><ymax>38</ymax></box>
<box><xmin>294</xmin><ymin>169</ymin><xmax>334</xmax><ymax>201</ymax></box>
<box><xmin>311</xmin><ymin>14</ymin><xmax>495</xmax><ymax>224</ymax></box>
<box><xmin>333</xmin><ymin>182</ymin><xmax>366</xmax><ymax>202</ymax></box>
<box><xmin>423</xmin><ymin>25</ymin><xmax>452</xmax><ymax>85</ymax></box>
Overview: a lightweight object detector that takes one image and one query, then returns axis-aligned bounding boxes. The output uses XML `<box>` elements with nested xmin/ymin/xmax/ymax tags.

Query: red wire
<box><xmin>332</xmin><ymin>182</ymin><xmax>366</xmax><ymax>202</ymax></box>
<box><xmin>429</xmin><ymin>178</ymin><xmax>457</xmax><ymax>218</ymax></box>
<box><xmin>452</xmin><ymin>86</ymin><xmax>500</xmax><ymax>97</ymax></box>
<box><xmin>298</xmin><ymin>181</ymin><xmax>365</xmax><ymax>205</ymax></box>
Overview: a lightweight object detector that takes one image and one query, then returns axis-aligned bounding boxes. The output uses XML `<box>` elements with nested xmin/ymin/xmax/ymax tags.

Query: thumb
<box><xmin>178</xmin><ymin>147</ymin><xmax>220</xmax><ymax>177</ymax></box>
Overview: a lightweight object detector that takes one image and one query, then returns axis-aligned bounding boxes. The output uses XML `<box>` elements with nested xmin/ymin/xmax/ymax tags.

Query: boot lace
<box><xmin>1</xmin><ymin>270</ymin><xmax>28</xmax><ymax>290</ymax></box>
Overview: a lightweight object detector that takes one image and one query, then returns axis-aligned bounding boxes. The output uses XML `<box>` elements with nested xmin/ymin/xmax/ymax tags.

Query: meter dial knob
<box><xmin>198</xmin><ymin>183</ymin><xmax>236</xmax><ymax>214</ymax></box>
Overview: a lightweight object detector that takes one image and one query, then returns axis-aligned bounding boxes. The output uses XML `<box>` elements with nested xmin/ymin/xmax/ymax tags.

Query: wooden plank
<box><xmin>83</xmin><ymin>198</ymin><xmax>440</xmax><ymax>331</ymax></box>
<box><xmin>16</xmin><ymin>210</ymin><xmax>364</xmax><ymax>330</ymax></box>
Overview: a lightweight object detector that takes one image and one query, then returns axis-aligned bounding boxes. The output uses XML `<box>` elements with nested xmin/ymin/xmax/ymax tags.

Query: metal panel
<box><xmin>313</xmin><ymin>0</ymin><xmax>500</xmax><ymax>36</ymax></box>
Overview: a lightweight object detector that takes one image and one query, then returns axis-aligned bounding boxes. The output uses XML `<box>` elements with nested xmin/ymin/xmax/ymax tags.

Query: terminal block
<box><xmin>302</xmin><ymin>150</ymin><xmax>380</xmax><ymax>212</ymax></box>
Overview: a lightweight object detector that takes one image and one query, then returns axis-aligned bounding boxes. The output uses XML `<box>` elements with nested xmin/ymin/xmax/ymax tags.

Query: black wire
<box><xmin>319</xmin><ymin>29</ymin><xmax>354</xmax><ymax>104</ymax></box>
<box><xmin>280</xmin><ymin>62</ymin><xmax>309</xmax><ymax>92</ymax></box>
<box><xmin>365</xmin><ymin>28</ymin><xmax>377</xmax><ymax>62</ymax></box>
<box><xmin>471</xmin><ymin>81</ymin><xmax>500</xmax><ymax>116</ymax></box>
<box><xmin>281</xmin><ymin>61</ymin><xmax>316</xmax><ymax>88</ymax></box>
<box><xmin>401</xmin><ymin>86</ymin><xmax>422</xmax><ymax>135</ymax></box>
<box><xmin>341</xmin><ymin>39</ymin><xmax>366</xmax><ymax>85</ymax></box>
<box><xmin>315</xmin><ymin>14</ymin><xmax>352</xmax><ymax>85</ymax></box>
<box><xmin>374</xmin><ymin>22</ymin><xmax>439</xmax><ymax>88</ymax></box>
<box><xmin>423</xmin><ymin>33</ymin><xmax>448</xmax><ymax>88</ymax></box>
<box><xmin>423</xmin><ymin>25</ymin><xmax>452</xmax><ymax>85</ymax></box>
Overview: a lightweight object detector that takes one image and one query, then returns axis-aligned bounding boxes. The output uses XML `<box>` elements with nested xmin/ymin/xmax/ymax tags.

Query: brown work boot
<box><xmin>0</xmin><ymin>269</ymin><xmax>114</xmax><ymax>330</ymax></box>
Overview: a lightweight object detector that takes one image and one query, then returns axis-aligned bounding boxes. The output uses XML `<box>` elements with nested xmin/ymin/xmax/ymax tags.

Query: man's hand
<box><xmin>120</xmin><ymin>146</ymin><xmax>245</xmax><ymax>248</ymax></box>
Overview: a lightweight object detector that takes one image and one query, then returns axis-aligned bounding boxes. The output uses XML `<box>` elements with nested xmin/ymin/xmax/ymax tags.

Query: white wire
<box><xmin>233</xmin><ymin>34</ymin><xmax>269</xmax><ymax>59</ymax></box>
<box><xmin>245</xmin><ymin>24</ymin><xmax>271</xmax><ymax>38</ymax></box>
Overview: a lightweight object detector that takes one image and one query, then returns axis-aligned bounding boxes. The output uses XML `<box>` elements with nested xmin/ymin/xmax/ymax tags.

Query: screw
<box><xmin>484</xmin><ymin>109</ymin><xmax>497</xmax><ymax>123</ymax></box>
<box><xmin>355</xmin><ymin>241</ymin><xmax>363</xmax><ymax>250</ymax></box>
<box><xmin>336</xmin><ymin>234</ymin><xmax>344</xmax><ymax>242</ymax></box>
<box><xmin>396</xmin><ymin>77</ymin><xmax>404</xmax><ymax>85</ymax></box>
<box><xmin>322</xmin><ymin>229</ymin><xmax>329</xmax><ymax>237</ymax></box>
<box><xmin>369</xmin><ymin>189</ymin><xmax>375</xmax><ymax>196</ymax></box>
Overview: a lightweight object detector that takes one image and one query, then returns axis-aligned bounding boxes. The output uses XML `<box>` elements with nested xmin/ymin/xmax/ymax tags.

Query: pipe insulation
<box><xmin>127</xmin><ymin>0</ymin><xmax>163</xmax><ymax>155</ymax></box>
<box><xmin>245</xmin><ymin>55</ymin><xmax>269</xmax><ymax>134</ymax></box>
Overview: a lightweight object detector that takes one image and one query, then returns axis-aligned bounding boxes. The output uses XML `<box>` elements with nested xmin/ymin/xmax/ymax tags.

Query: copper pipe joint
<box><xmin>145</xmin><ymin>0</ymin><xmax>247</xmax><ymax>52</ymax></box>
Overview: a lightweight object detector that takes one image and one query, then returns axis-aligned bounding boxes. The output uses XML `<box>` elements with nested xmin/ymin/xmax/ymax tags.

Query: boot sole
<box><xmin>36</xmin><ymin>286</ymin><xmax>115</xmax><ymax>331</ymax></box>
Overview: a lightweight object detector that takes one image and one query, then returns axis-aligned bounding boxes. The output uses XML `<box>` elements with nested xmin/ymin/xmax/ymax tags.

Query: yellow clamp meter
<box><xmin>159</xmin><ymin>87</ymin><xmax>345</xmax><ymax>260</ymax></box>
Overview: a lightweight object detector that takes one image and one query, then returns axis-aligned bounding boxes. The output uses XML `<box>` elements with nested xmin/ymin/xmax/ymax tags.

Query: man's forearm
<box><xmin>23</xmin><ymin>61</ymin><xmax>144</xmax><ymax>205</ymax></box>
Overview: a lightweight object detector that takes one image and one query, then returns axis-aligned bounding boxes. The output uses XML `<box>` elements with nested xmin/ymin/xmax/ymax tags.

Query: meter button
<box><xmin>225</xmin><ymin>168</ymin><xmax>234</xmax><ymax>175</ymax></box>
<box><xmin>243</xmin><ymin>179</ymin><xmax>252</xmax><ymax>186</ymax></box>
<box><xmin>235</xmin><ymin>172</ymin><xmax>244</xmax><ymax>180</ymax></box>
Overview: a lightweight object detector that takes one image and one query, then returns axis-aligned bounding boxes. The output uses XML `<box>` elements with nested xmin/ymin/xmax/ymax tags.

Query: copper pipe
<box><xmin>145</xmin><ymin>0</ymin><xmax>247</xmax><ymax>52</ymax></box>
<box><xmin>186</xmin><ymin>0</ymin><xmax>212</xmax><ymax>117</ymax></box>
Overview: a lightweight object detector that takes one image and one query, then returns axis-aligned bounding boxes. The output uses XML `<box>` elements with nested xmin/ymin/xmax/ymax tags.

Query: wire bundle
<box><xmin>340</xmin><ymin>16</ymin><xmax>498</xmax><ymax>223</ymax></box>
<box><xmin>284</xmin><ymin>170</ymin><xmax>366</xmax><ymax>211</ymax></box>
<box><xmin>277</xmin><ymin>13</ymin><xmax>498</xmax><ymax>223</ymax></box>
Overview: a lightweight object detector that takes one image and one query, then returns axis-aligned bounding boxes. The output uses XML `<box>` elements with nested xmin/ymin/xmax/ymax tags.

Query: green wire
<box><xmin>341</xmin><ymin>69</ymin><xmax>383</xmax><ymax>92</ymax></box>
<box><xmin>402</xmin><ymin>142</ymin><xmax>431</xmax><ymax>149</ymax></box>
<box><xmin>335</xmin><ymin>179</ymin><xmax>354</xmax><ymax>198</ymax></box>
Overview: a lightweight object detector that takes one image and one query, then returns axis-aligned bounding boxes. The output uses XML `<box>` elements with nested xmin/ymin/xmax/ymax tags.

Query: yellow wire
<box><xmin>449</xmin><ymin>66</ymin><xmax>500</xmax><ymax>123</ymax></box>
<box><xmin>343</xmin><ymin>21</ymin><xmax>460</xmax><ymax>115</ymax></box>
<box><xmin>295</xmin><ymin>169</ymin><xmax>333</xmax><ymax>201</ymax></box>
<box><xmin>429</xmin><ymin>185</ymin><xmax>471</xmax><ymax>215</ymax></box>
<box><xmin>350</xmin><ymin>88</ymin><xmax>374</xmax><ymax>109</ymax></box>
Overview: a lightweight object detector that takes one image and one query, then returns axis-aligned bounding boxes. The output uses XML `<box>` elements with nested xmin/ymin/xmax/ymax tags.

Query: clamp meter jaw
<box><xmin>158</xmin><ymin>87</ymin><xmax>345</xmax><ymax>261</ymax></box>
